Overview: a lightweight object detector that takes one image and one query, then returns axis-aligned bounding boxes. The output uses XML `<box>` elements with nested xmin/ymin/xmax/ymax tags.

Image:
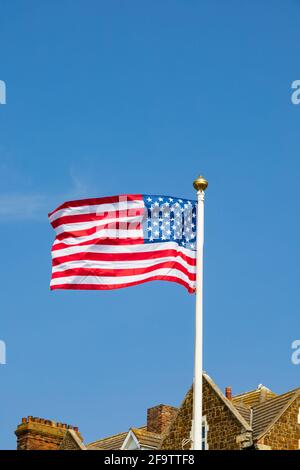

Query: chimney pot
<box><xmin>225</xmin><ymin>386</ymin><xmax>232</xmax><ymax>400</ymax></box>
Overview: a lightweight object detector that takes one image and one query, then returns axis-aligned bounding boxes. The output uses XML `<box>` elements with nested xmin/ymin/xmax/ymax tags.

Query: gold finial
<box><xmin>193</xmin><ymin>175</ymin><xmax>208</xmax><ymax>192</ymax></box>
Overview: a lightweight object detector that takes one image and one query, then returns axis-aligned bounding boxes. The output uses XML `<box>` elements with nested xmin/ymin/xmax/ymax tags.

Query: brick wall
<box><xmin>147</xmin><ymin>405</ymin><xmax>177</xmax><ymax>434</ymax></box>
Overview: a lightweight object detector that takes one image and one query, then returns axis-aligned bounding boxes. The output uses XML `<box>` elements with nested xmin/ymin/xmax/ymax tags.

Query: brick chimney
<box><xmin>225</xmin><ymin>387</ymin><xmax>232</xmax><ymax>400</ymax></box>
<box><xmin>147</xmin><ymin>405</ymin><xmax>177</xmax><ymax>435</ymax></box>
<box><xmin>15</xmin><ymin>416</ymin><xmax>83</xmax><ymax>450</ymax></box>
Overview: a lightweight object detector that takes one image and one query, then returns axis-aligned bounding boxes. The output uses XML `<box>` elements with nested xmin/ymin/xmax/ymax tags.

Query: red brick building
<box><xmin>15</xmin><ymin>373</ymin><xmax>300</xmax><ymax>450</ymax></box>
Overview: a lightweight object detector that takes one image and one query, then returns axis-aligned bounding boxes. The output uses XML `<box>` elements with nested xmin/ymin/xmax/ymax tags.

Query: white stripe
<box><xmin>52</xmin><ymin>256</ymin><xmax>196</xmax><ymax>274</ymax></box>
<box><xmin>49</xmin><ymin>200</ymin><xmax>144</xmax><ymax>223</ymax></box>
<box><xmin>53</xmin><ymin>229</ymin><xmax>144</xmax><ymax>245</ymax></box>
<box><xmin>54</xmin><ymin>215</ymin><xmax>143</xmax><ymax>236</ymax></box>
<box><xmin>50</xmin><ymin>268</ymin><xmax>195</xmax><ymax>287</ymax></box>
<box><xmin>51</xmin><ymin>241</ymin><xmax>196</xmax><ymax>259</ymax></box>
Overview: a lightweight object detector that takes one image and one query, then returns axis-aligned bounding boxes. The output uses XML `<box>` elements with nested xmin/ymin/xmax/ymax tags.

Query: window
<box><xmin>202</xmin><ymin>416</ymin><xmax>209</xmax><ymax>450</ymax></box>
<box><xmin>189</xmin><ymin>417</ymin><xmax>209</xmax><ymax>450</ymax></box>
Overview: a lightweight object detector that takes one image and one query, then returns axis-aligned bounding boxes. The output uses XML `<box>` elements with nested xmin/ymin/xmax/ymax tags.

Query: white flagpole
<box><xmin>192</xmin><ymin>175</ymin><xmax>208</xmax><ymax>450</ymax></box>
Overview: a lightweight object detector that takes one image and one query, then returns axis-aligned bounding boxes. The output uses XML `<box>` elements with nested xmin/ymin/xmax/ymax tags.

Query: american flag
<box><xmin>49</xmin><ymin>194</ymin><xmax>197</xmax><ymax>293</ymax></box>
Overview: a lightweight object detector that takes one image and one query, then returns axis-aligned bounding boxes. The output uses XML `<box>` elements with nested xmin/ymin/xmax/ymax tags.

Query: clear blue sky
<box><xmin>1</xmin><ymin>0</ymin><xmax>300</xmax><ymax>450</ymax></box>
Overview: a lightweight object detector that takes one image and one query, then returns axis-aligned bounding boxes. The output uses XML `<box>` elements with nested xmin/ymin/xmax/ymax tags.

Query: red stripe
<box><xmin>52</xmin><ymin>249</ymin><xmax>196</xmax><ymax>267</ymax></box>
<box><xmin>48</xmin><ymin>194</ymin><xmax>142</xmax><ymax>218</ymax></box>
<box><xmin>51</xmin><ymin>262</ymin><xmax>196</xmax><ymax>281</ymax></box>
<box><xmin>55</xmin><ymin>222</ymin><xmax>142</xmax><ymax>241</ymax></box>
<box><xmin>50</xmin><ymin>275</ymin><xmax>195</xmax><ymax>294</ymax></box>
<box><xmin>52</xmin><ymin>238</ymin><xmax>144</xmax><ymax>251</ymax></box>
<box><xmin>51</xmin><ymin>208</ymin><xmax>144</xmax><ymax>229</ymax></box>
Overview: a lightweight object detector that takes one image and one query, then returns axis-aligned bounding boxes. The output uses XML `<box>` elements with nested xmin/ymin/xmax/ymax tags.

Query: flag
<box><xmin>49</xmin><ymin>194</ymin><xmax>197</xmax><ymax>293</ymax></box>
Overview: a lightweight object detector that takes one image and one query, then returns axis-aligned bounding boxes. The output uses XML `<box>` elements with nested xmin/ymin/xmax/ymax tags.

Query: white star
<box><xmin>158</xmin><ymin>197</ymin><xmax>163</xmax><ymax>202</ymax></box>
<box><xmin>147</xmin><ymin>197</ymin><xmax>152</xmax><ymax>202</ymax></box>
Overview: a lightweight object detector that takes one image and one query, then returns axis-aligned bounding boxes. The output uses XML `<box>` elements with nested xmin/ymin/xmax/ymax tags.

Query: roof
<box><xmin>232</xmin><ymin>385</ymin><xmax>277</xmax><ymax>408</ymax></box>
<box><xmin>252</xmin><ymin>387</ymin><xmax>300</xmax><ymax>440</ymax></box>
<box><xmin>87</xmin><ymin>431</ymin><xmax>128</xmax><ymax>450</ymax></box>
<box><xmin>87</xmin><ymin>426</ymin><xmax>162</xmax><ymax>450</ymax></box>
<box><xmin>131</xmin><ymin>427</ymin><xmax>161</xmax><ymax>449</ymax></box>
<box><xmin>233</xmin><ymin>403</ymin><xmax>252</xmax><ymax>425</ymax></box>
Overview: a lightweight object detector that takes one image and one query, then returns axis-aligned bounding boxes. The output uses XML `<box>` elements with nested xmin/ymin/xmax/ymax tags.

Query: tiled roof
<box><xmin>232</xmin><ymin>386</ymin><xmax>276</xmax><ymax>408</ymax></box>
<box><xmin>87</xmin><ymin>426</ymin><xmax>162</xmax><ymax>450</ymax></box>
<box><xmin>87</xmin><ymin>431</ymin><xmax>128</xmax><ymax>450</ymax></box>
<box><xmin>131</xmin><ymin>427</ymin><xmax>162</xmax><ymax>449</ymax></box>
<box><xmin>252</xmin><ymin>388</ymin><xmax>300</xmax><ymax>439</ymax></box>
<box><xmin>233</xmin><ymin>403</ymin><xmax>252</xmax><ymax>424</ymax></box>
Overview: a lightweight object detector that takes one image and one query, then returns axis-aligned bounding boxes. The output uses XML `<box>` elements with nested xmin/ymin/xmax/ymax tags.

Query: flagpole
<box><xmin>192</xmin><ymin>175</ymin><xmax>208</xmax><ymax>450</ymax></box>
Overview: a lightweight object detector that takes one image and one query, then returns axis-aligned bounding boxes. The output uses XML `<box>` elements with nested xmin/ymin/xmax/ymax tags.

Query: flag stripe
<box><xmin>54</xmin><ymin>229</ymin><xmax>144</xmax><ymax>245</ymax></box>
<box><xmin>52</xmin><ymin>237</ymin><xmax>145</xmax><ymax>251</ymax></box>
<box><xmin>51</xmin><ymin>262</ymin><xmax>196</xmax><ymax>281</ymax></box>
<box><xmin>49</xmin><ymin>196</ymin><xmax>143</xmax><ymax>222</ymax></box>
<box><xmin>50</xmin><ymin>275</ymin><xmax>195</xmax><ymax>293</ymax></box>
<box><xmin>50</xmin><ymin>268</ymin><xmax>195</xmax><ymax>289</ymax></box>
<box><xmin>51</xmin><ymin>208</ymin><xmax>144</xmax><ymax>229</ymax></box>
<box><xmin>54</xmin><ymin>219</ymin><xmax>143</xmax><ymax>238</ymax></box>
<box><xmin>52</xmin><ymin>249</ymin><xmax>196</xmax><ymax>267</ymax></box>
<box><xmin>52</xmin><ymin>258</ymin><xmax>196</xmax><ymax>277</ymax></box>
<box><xmin>51</xmin><ymin>240</ymin><xmax>196</xmax><ymax>257</ymax></box>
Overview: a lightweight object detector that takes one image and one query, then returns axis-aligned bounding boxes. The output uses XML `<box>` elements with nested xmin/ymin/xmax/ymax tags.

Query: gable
<box><xmin>60</xmin><ymin>430</ymin><xmax>86</xmax><ymax>450</ymax></box>
<box><xmin>161</xmin><ymin>373</ymin><xmax>251</xmax><ymax>450</ymax></box>
<box><xmin>121</xmin><ymin>430</ymin><xmax>140</xmax><ymax>450</ymax></box>
<box><xmin>253</xmin><ymin>389</ymin><xmax>300</xmax><ymax>447</ymax></box>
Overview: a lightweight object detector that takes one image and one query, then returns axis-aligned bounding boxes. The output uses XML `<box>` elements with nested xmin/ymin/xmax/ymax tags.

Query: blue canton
<box><xmin>142</xmin><ymin>195</ymin><xmax>197</xmax><ymax>251</ymax></box>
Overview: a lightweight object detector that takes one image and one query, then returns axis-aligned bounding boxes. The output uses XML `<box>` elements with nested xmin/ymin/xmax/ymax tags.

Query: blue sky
<box><xmin>1</xmin><ymin>0</ymin><xmax>300</xmax><ymax>449</ymax></box>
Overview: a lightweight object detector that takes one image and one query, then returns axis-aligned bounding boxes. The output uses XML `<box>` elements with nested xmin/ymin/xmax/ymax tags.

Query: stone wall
<box><xmin>259</xmin><ymin>396</ymin><xmax>300</xmax><ymax>450</ymax></box>
<box><xmin>161</xmin><ymin>378</ymin><xmax>249</xmax><ymax>450</ymax></box>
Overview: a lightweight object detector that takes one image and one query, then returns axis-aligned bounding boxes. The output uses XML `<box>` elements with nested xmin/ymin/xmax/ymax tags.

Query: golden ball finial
<box><xmin>193</xmin><ymin>175</ymin><xmax>208</xmax><ymax>192</ymax></box>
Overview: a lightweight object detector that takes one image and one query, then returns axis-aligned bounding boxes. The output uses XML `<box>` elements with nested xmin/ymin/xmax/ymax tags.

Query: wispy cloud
<box><xmin>0</xmin><ymin>194</ymin><xmax>46</xmax><ymax>221</ymax></box>
<box><xmin>0</xmin><ymin>169</ymin><xmax>96</xmax><ymax>222</ymax></box>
